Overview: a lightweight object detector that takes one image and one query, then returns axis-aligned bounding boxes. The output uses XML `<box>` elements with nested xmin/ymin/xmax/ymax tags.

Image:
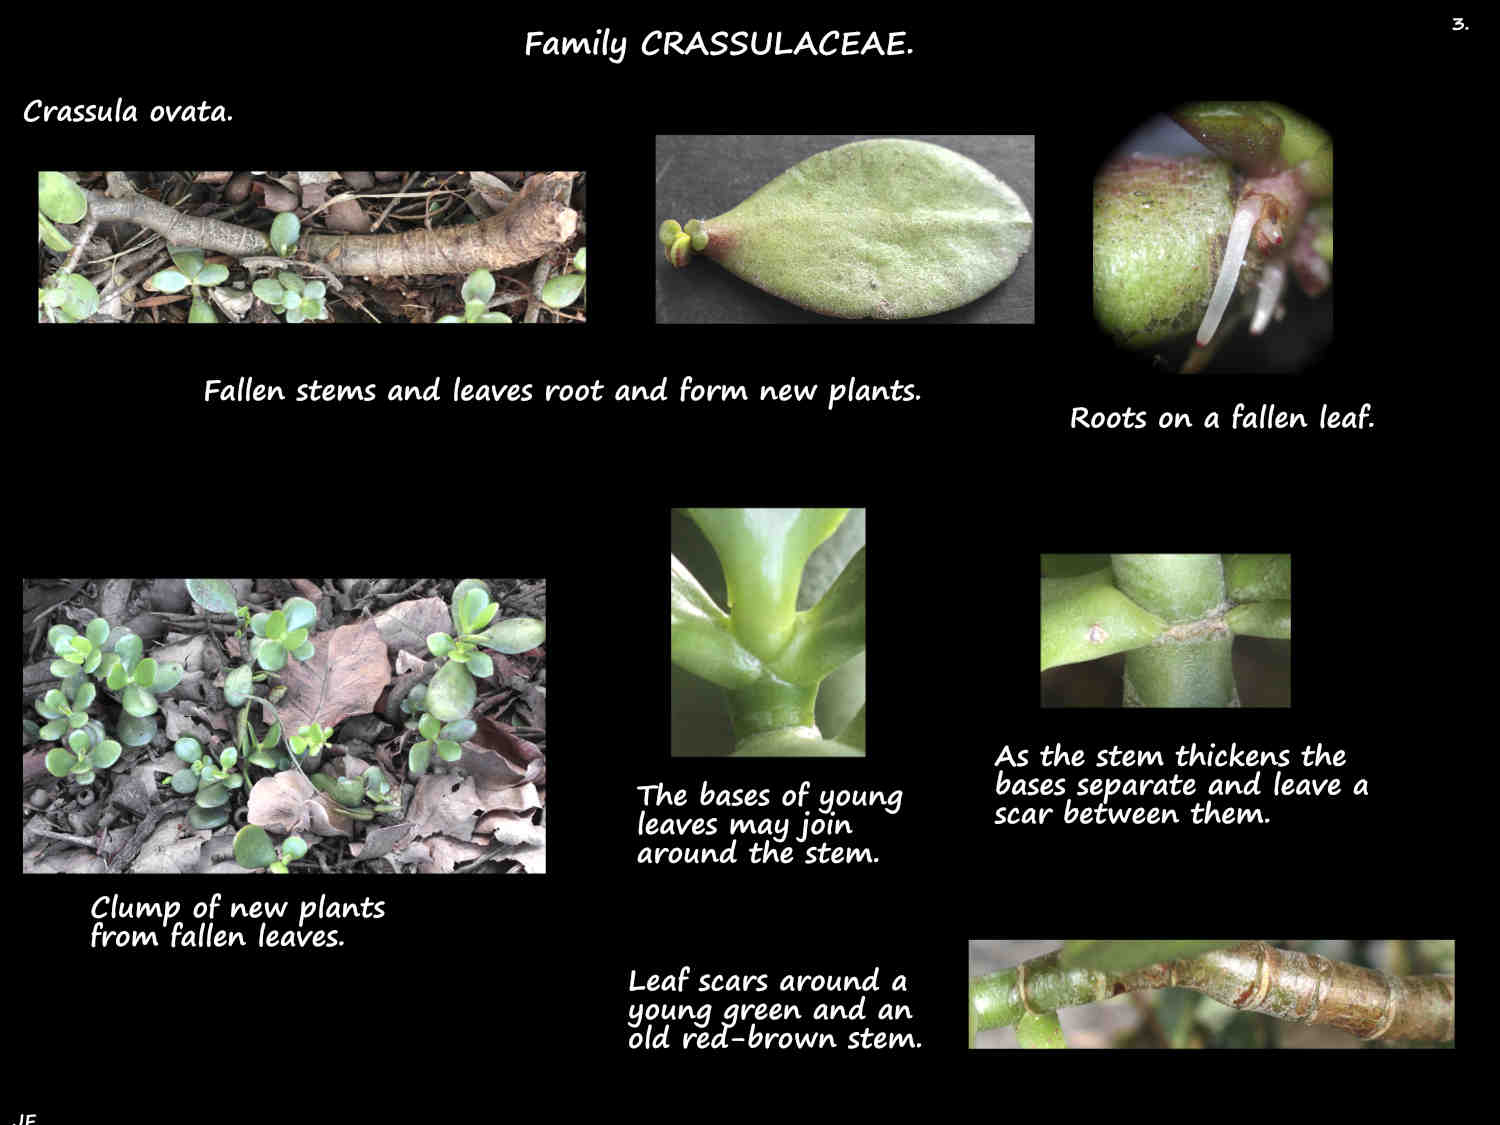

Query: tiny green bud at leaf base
<box><xmin>667</xmin><ymin>232</ymin><xmax>693</xmax><ymax>268</ymax></box>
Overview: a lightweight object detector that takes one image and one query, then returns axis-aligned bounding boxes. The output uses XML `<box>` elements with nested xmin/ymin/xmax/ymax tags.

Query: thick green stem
<box><xmin>724</xmin><ymin>676</ymin><xmax>819</xmax><ymax>742</ymax></box>
<box><xmin>971</xmin><ymin>942</ymin><xmax>1454</xmax><ymax>1043</ymax></box>
<box><xmin>1111</xmin><ymin>554</ymin><xmax>1234</xmax><ymax>707</ymax></box>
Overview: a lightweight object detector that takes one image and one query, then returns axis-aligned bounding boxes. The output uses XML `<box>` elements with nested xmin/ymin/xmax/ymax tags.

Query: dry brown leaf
<box><xmin>374</xmin><ymin>596</ymin><xmax>450</xmax><ymax>659</ymax></box>
<box><xmin>277</xmin><ymin>619</ymin><xmax>391</xmax><ymax>735</ymax></box>
<box><xmin>246</xmin><ymin>770</ymin><xmax>317</xmax><ymax>835</ymax></box>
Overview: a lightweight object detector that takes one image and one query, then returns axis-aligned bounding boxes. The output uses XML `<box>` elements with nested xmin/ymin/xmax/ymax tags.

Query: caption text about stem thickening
<box><xmin>636</xmin><ymin>781</ymin><xmax>901</xmax><ymax>864</ymax></box>
<box><xmin>88</xmin><ymin>894</ymin><xmax>385</xmax><ymax>948</ymax></box>
<box><xmin>626</xmin><ymin>965</ymin><xmax>918</xmax><ymax>1050</ymax></box>
<box><xmin>201</xmin><ymin>376</ymin><xmax>916</xmax><ymax>410</ymax></box>
<box><xmin>991</xmin><ymin>741</ymin><xmax>1365</xmax><ymax>826</ymax></box>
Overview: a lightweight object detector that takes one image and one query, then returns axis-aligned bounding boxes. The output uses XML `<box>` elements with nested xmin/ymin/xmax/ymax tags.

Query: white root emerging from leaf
<box><xmin>1251</xmin><ymin>259</ymin><xmax>1286</xmax><ymax>335</ymax></box>
<box><xmin>1197</xmin><ymin>201</ymin><xmax>1257</xmax><ymax>347</ymax></box>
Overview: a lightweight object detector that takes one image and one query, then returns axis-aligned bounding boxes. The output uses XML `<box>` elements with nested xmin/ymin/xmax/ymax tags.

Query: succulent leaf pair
<box><xmin>253</xmin><ymin>272</ymin><xmax>328</xmax><ymax>322</ymax></box>
<box><xmin>437</xmin><ymin>270</ymin><xmax>512</xmax><ymax>323</ymax></box>
<box><xmin>43</xmin><ymin>720</ymin><xmax>121</xmax><ymax>784</ymax></box>
<box><xmin>149</xmin><ymin>247</ymin><xmax>230</xmax><ymax>323</ymax></box>
<box><xmin>233</xmin><ymin>824</ymin><xmax>307</xmax><ymax>873</ymax></box>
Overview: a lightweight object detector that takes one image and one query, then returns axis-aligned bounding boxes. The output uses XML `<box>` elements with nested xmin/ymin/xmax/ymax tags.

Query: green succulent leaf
<box><xmin>270</xmin><ymin>212</ymin><xmax>301</xmax><ymax>257</ymax></box>
<box><xmin>436</xmin><ymin>740</ymin><xmax>463</xmax><ymax>762</ymax></box>
<box><xmin>409</xmin><ymin>742</ymin><xmax>431</xmax><ymax>776</ymax></box>
<box><xmin>187</xmin><ymin>579</ymin><xmax>238</xmax><ymax>614</ymax></box>
<box><xmin>115</xmin><ymin>712</ymin><xmax>157</xmax><ymax>747</ymax></box>
<box><xmin>257</xmin><ymin>640</ymin><xmax>287</xmax><ymax>671</ymax></box>
<box><xmin>122</xmin><ymin>684</ymin><xmax>158</xmax><ymax>718</ymax></box>
<box><xmin>45</xmin><ymin>747</ymin><xmax>78</xmax><ymax>778</ymax></box>
<box><xmin>474</xmin><ymin>617</ymin><xmax>546</xmax><ymax>654</ymax></box>
<box><xmin>188</xmin><ymin>297</ymin><xmax>218</xmax><ymax>323</ymax></box>
<box><xmin>174</xmin><ymin>737</ymin><xmax>204</xmax><ymax>764</ymax></box>
<box><xmin>151</xmin><ymin>269</ymin><xmax>192</xmax><ymax>294</ymax></box>
<box><xmin>38</xmin><ymin>171</ymin><xmax>88</xmax><ymax>224</ymax></box>
<box><xmin>665</xmin><ymin>139</ymin><xmax>1032</xmax><ymax>319</ymax></box>
<box><xmin>1040</xmin><ymin>583</ymin><xmax>1166</xmax><ymax>672</ymax></box>
<box><xmin>541</xmin><ymin>273</ymin><xmax>585</xmax><ymax>309</ymax></box>
<box><xmin>234</xmin><ymin>824</ymin><xmax>279</xmax><ymax>870</ymax></box>
<box><xmin>425</xmin><ymin>660</ymin><xmax>476</xmax><ymax>723</ymax></box>
<box><xmin>188</xmin><ymin>805</ymin><xmax>230</xmax><ymax>830</ymax></box>
<box><xmin>224</xmin><ymin>664</ymin><xmax>253</xmax><ymax>707</ymax></box>
<box><xmin>170</xmin><ymin>769</ymin><xmax>200</xmax><ymax>794</ymax></box>
<box><xmin>1016</xmin><ymin>1010</ymin><xmax>1067</xmax><ymax>1049</ymax></box>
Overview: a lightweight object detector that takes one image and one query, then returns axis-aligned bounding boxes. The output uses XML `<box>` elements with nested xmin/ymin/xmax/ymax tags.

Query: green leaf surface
<box><xmin>668</xmin><ymin>139</ymin><xmax>1032</xmax><ymax>319</ymax></box>
<box><xmin>1040</xmin><ymin>554</ymin><xmax>1112</xmax><ymax>578</ymax></box>
<box><xmin>671</xmin><ymin>556</ymin><xmax>765</xmax><ymax>690</ymax></box>
<box><xmin>38</xmin><ymin>171</ymin><xmax>87</xmax><ymax>224</ymax></box>
<box><xmin>1016</xmin><ymin>1010</ymin><xmax>1067</xmax><ymax>1049</ymax></box>
<box><xmin>1225</xmin><ymin>600</ymin><xmax>1291</xmax><ymax>639</ymax></box>
<box><xmin>1093</xmin><ymin>155</ymin><xmax>1233</xmax><ymax>349</ymax></box>
<box><xmin>474</xmin><ymin>617</ymin><xmax>545</xmax><ymax>655</ymax></box>
<box><xmin>1041</xmin><ymin>584</ymin><xmax>1165</xmax><ymax>671</ymax></box>
<box><xmin>1223</xmin><ymin>554</ymin><xmax>1291</xmax><ymax>602</ymax></box>
<box><xmin>425</xmin><ymin>659</ymin><xmax>476</xmax><ymax>722</ymax></box>
<box><xmin>541</xmin><ymin>273</ymin><xmax>586</xmax><ymax>309</ymax></box>
<box><xmin>233</xmin><ymin>825</ymin><xmax>278</xmax><ymax>870</ymax></box>
<box><xmin>1056</xmin><ymin>941</ymin><xmax>1244</xmax><ymax>976</ymax></box>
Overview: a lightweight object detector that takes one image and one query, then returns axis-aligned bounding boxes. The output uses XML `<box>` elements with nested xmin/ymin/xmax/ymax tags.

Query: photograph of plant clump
<box><xmin>22</xmin><ymin>579</ymin><xmax>546</xmax><ymax>874</ymax></box>
<box><xmin>38</xmin><ymin>171</ymin><xmax>585</xmax><ymax>324</ymax></box>
<box><xmin>1042</xmin><ymin>554</ymin><xmax>1290</xmax><ymax>707</ymax></box>
<box><xmin>969</xmin><ymin>941</ymin><xmax>1454</xmax><ymax>1048</ymax></box>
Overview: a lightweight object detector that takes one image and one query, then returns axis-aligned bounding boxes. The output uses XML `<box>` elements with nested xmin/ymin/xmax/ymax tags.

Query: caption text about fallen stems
<box><xmin>202</xmin><ymin>375</ymin><xmax>917</xmax><ymax>410</ymax></box>
<box><xmin>87</xmin><ymin>894</ymin><xmax>386</xmax><ymax>948</ymax></box>
<box><xmin>992</xmin><ymin>741</ymin><xmax>1365</xmax><ymax>826</ymax></box>
<box><xmin>626</xmin><ymin>965</ymin><xmax>918</xmax><ymax>1050</ymax></box>
<box><xmin>635</xmin><ymin>781</ymin><xmax>901</xmax><ymax>865</ymax></box>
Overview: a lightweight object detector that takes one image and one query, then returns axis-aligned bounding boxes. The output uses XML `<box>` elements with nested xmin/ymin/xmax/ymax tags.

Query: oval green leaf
<box><xmin>1015</xmin><ymin>1010</ymin><xmax>1067</xmax><ymax>1049</ymax></box>
<box><xmin>187</xmin><ymin>579</ymin><xmax>236</xmax><ymax>614</ymax></box>
<box><xmin>270</xmin><ymin>212</ymin><xmax>301</xmax><ymax>257</ymax></box>
<box><xmin>425</xmin><ymin>660</ymin><xmax>476</xmax><ymax>722</ymax></box>
<box><xmin>233</xmin><ymin>825</ymin><xmax>278</xmax><ymax>869</ymax></box>
<box><xmin>38</xmin><ymin>172</ymin><xmax>88</xmax><ymax>224</ymax></box>
<box><xmin>475</xmin><ymin>617</ymin><xmax>545</xmax><ymax>655</ymax></box>
<box><xmin>541</xmin><ymin>273</ymin><xmax>586</xmax><ymax>309</ymax></box>
<box><xmin>675</xmin><ymin>139</ymin><xmax>1032</xmax><ymax>320</ymax></box>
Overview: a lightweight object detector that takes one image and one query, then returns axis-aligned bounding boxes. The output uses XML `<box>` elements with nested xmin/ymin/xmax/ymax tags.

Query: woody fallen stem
<box><xmin>79</xmin><ymin>172</ymin><xmax>578</xmax><ymax>278</ymax></box>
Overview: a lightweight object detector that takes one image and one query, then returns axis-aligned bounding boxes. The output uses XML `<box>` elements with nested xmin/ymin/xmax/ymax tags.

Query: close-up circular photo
<box><xmin>1092</xmin><ymin>103</ymin><xmax>1332</xmax><ymax>373</ymax></box>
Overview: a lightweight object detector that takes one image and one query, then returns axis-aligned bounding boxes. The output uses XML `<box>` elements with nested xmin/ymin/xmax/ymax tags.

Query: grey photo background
<box><xmin>654</xmin><ymin>135</ymin><xmax>1035</xmax><ymax>324</ymax></box>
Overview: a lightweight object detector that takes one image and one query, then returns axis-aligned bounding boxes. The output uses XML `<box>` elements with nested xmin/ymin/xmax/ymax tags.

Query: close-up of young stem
<box><xmin>970</xmin><ymin>942</ymin><xmax>1454</xmax><ymax>1048</ymax></box>
<box><xmin>1042</xmin><ymin>554</ymin><xmax>1290</xmax><ymax>707</ymax></box>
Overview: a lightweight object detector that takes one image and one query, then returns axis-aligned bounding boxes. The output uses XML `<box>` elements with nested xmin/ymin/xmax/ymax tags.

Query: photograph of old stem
<box><xmin>22</xmin><ymin>579</ymin><xmax>546</xmax><ymax>873</ymax></box>
<box><xmin>38</xmin><ymin>171</ymin><xmax>586</xmax><ymax>324</ymax></box>
<box><xmin>969</xmin><ymin>941</ymin><xmax>1454</xmax><ymax>1048</ymax></box>
<box><xmin>1042</xmin><ymin>554</ymin><xmax>1290</xmax><ymax>707</ymax></box>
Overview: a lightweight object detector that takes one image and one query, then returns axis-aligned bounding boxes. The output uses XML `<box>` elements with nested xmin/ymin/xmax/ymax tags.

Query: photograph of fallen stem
<box><xmin>969</xmin><ymin>940</ymin><xmax>1454</xmax><ymax>1048</ymax></box>
<box><xmin>37</xmin><ymin>171</ymin><xmax>586</xmax><ymax>324</ymax></box>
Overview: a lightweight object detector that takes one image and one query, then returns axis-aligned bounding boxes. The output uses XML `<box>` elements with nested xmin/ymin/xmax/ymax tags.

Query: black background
<box><xmin>11</xmin><ymin>10</ymin><xmax>1474</xmax><ymax>1119</ymax></box>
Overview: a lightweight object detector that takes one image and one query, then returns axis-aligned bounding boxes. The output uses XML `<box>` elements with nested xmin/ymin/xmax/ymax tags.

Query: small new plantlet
<box><xmin>252</xmin><ymin>271</ymin><xmax>329</xmax><ymax>323</ymax></box>
<box><xmin>409</xmin><ymin>713</ymin><xmax>476</xmax><ymax>776</ymax></box>
<box><xmin>421</xmin><ymin>579</ymin><xmax>545</xmax><ymax>724</ymax></box>
<box><xmin>541</xmin><ymin>248</ymin><xmax>586</xmax><ymax>310</ymax></box>
<box><xmin>233</xmin><ymin>824</ymin><xmax>308</xmax><ymax>873</ymax></box>
<box><xmin>43</xmin><ymin>720</ymin><xmax>122</xmax><ymax>786</ymax></box>
<box><xmin>288</xmin><ymin>722</ymin><xmax>333</xmax><ymax>761</ymax></box>
<box><xmin>310</xmin><ymin>763</ymin><xmax>401</xmax><ymax>820</ymax></box>
<box><xmin>671</xmin><ymin>509</ymin><xmax>866</xmax><ymax>756</ymax></box>
<box><xmin>167</xmin><ymin>736</ymin><xmax>246</xmax><ymax>828</ymax></box>
<box><xmin>437</xmin><ymin>269</ymin><xmax>512</xmax><ymax>322</ymax></box>
<box><xmin>33</xmin><ymin>678</ymin><xmax>98</xmax><ymax>741</ymax></box>
<box><xmin>247</xmin><ymin>597</ymin><xmax>317</xmax><ymax>671</ymax></box>
<box><xmin>97</xmin><ymin>631</ymin><xmax>184</xmax><ymax>718</ymax></box>
<box><xmin>46</xmin><ymin>618</ymin><xmax>111</xmax><ymax>680</ymax></box>
<box><xmin>147</xmin><ymin>247</ymin><xmax>231</xmax><ymax>323</ymax></box>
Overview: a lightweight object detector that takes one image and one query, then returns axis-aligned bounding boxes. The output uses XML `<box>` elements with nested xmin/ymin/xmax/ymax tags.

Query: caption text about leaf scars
<box><xmin>636</xmin><ymin>782</ymin><xmax>901</xmax><ymax>865</ymax></box>
<box><xmin>201</xmin><ymin>376</ymin><xmax>917</xmax><ymax>411</ymax></box>
<box><xmin>1071</xmin><ymin>403</ymin><xmax>1373</xmax><ymax>430</ymax></box>
<box><xmin>627</xmin><ymin>966</ymin><xmax>918</xmax><ymax>1051</ymax></box>
<box><xmin>87</xmin><ymin>894</ymin><xmax>385</xmax><ymax>949</ymax></box>
<box><xmin>991</xmin><ymin>742</ymin><xmax>1365</xmax><ymax>827</ymax></box>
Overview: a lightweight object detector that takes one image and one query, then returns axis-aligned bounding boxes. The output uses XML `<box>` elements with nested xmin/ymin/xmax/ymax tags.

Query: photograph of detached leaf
<box><xmin>657</xmin><ymin>136</ymin><xmax>1032</xmax><ymax>323</ymax></box>
<box><xmin>1093</xmin><ymin>102</ymin><xmax>1331</xmax><ymax>372</ymax></box>
<box><xmin>969</xmin><ymin>941</ymin><xmax>1454</xmax><ymax>1048</ymax></box>
<box><xmin>1042</xmin><ymin>554</ymin><xmax>1290</xmax><ymax>707</ymax></box>
<box><xmin>38</xmin><ymin>171</ymin><xmax>584</xmax><ymax>324</ymax></box>
<box><xmin>22</xmin><ymin>578</ymin><xmax>545</xmax><ymax>873</ymax></box>
<box><xmin>671</xmin><ymin>509</ymin><xmax>865</xmax><ymax>756</ymax></box>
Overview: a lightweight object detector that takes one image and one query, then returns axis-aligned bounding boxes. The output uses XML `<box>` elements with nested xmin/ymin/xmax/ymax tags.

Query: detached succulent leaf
<box><xmin>663</xmin><ymin>139</ymin><xmax>1032</xmax><ymax>319</ymax></box>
